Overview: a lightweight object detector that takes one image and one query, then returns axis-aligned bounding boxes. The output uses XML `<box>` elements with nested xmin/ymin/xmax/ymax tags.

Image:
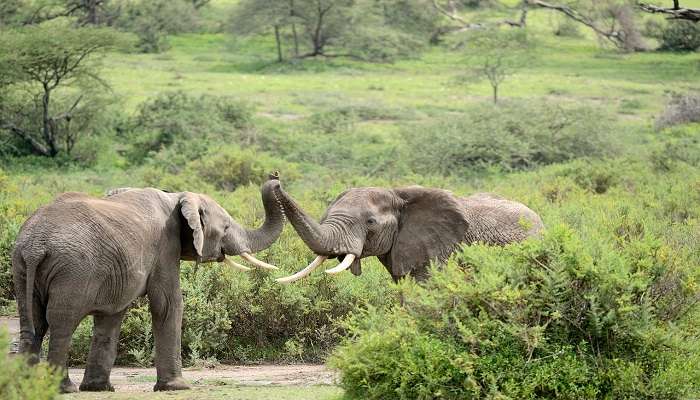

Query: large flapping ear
<box><xmin>179</xmin><ymin>192</ymin><xmax>204</xmax><ymax>257</ymax></box>
<box><xmin>384</xmin><ymin>186</ymin><xmax>469</xmax><ymax>280</ymax></box>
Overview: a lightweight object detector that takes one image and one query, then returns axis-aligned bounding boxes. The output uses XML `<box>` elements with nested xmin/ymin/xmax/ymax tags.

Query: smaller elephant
<box><xmin>12</xmin><ymin>176</ymin><xmax>284</xmax><ymax>393</ymax></box>
<box><xmin>272</xmin><ymin>183</ymin><xmax>543</xmax><ymax>283</ymax></box>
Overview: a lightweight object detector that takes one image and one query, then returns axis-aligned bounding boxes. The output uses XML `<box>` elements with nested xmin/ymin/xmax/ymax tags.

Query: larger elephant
<box><xmin>12</xmin><ymin>176</ymin><xmax>284</xmax><ymax>393</ymax></box>
<box><xmin>273</xmin><ymin>184</ymin><xmax>543</xmax><ymax>283</ymax></box>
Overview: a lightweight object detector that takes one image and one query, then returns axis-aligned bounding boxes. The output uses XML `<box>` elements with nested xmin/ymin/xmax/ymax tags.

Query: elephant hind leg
<box><xmin>80</xmin><ymin>311</ymin><xmax>126</xmax><ymax>392</ymax></box>
<box><xmin>46</xmin><ymin>309</ymin><xmax>82</xmax><ymax>393</ymax></box>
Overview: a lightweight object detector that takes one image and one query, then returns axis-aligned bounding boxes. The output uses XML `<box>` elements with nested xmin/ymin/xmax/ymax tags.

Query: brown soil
<box><xmin>1</xmin><ymin>317</ymin><xmax>336</xmax><ymax>393</ymax></box>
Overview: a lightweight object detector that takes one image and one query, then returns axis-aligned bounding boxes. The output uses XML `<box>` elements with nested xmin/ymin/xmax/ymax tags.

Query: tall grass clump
<box><xmin>403</xmin><ymin>101</ymin><xmax>616</xmax><ymax>176</ymax></box>
<box><xmin>330</xmin><ymin>224</ymin><xmax>700</xmax><ymax>399</ymax></box>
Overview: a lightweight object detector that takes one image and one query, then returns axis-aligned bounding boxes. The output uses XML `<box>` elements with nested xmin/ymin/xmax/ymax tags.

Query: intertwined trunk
<box><xmin>244</xmin><ymin>179</ymin><xmax>287</xmax><ymax>252</ymax></box>
<box><xmin>271</xmin><ymin>184</ymin><xmax>334</xmax><ymax>254</ymax></box>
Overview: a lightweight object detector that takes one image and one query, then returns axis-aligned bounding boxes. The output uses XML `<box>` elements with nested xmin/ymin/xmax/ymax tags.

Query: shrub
<box><xmin>190</xmin><ymin>145</ymin><xmax>300</xmax><ymax>192</ymax></box>
<box><xmin>330</xmin><ymin>226</ymin><xmax>700</xmax><ymax>399</ymax></box>
<box><xmin>659</xmin><ymin>20</ymin><xmax>700</xmax><ymax>51</ymax></box>
<box><xmin>554</xmin><ymin>18</ymin><xmax>583</xmax><ymax>38</ymax></box>
<box><xmin>655</xmin><ymin>92</ymin><xmax>700</xmax><ymax>130</ymax></box>
<box><xmin>0</xmin><ymin>328</ymin><xmax>61</xmax><ymax>400</ymax></box>
<box><xmin>116</xmin><ymin>0</ymin><xmax>200</xmax><ymax>53</ymax></box>
<box><xmin>403</xmin><ymin>101</ymin><xmax>616</xmax><ymax>175</ymax></box>
<box><xmin>124</xmin><ymin>92</ymin><xmax>254</xmax><ymax>165</ymax></box>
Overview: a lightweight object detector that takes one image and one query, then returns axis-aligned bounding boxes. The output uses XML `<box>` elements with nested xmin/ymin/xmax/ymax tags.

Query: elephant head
<box><xmin>273</xmin><ymin>183</ymin><xmax>543</xmax><ymax>283</ymax></box>
<box><xmin>273</xmin><ymin>184</ymin><xmax>480</xmax><ymax>282</ymax></box>
<box><xmin>109</xmin><ymin>174</ymin><xmax>285</xmax><ymax>271</ymax></box>
<box><xmin>180</xmin><ymin>175</ymin><xmax>285</xmax><ymax>271</ymax></box>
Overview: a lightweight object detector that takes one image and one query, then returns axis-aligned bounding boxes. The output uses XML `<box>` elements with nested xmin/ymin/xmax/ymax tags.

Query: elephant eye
<box><xmin>367</xmin><ymin>217</ymin><xmax>377</xmax><ymax>225</ymax></box>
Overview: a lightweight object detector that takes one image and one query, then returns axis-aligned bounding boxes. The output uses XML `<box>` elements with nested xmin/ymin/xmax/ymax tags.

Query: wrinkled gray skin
<box><xmin>275</xmin><ymin>184</ymin><xmax>543</xmax><ymax>281</ymax></box>
<box><xmin>12</xmin><ymin>178</ymin><xmax>284</xmax><ymax>393</ymax></box>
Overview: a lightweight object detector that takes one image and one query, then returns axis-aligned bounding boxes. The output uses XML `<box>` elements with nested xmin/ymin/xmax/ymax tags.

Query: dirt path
<box><xmin>0</xmin><ymin>316</ymin><xmax>20</xmax><ymax>353</ymax></box>
<box><xmin>2</xmin><ymin>317</ymin><xmax>336</xmax><ymax>392</ymax></box>
<box><xmin>69</xmin><ymin>364</ymin><xmax>336</xmax><ymax>392</ymax></box>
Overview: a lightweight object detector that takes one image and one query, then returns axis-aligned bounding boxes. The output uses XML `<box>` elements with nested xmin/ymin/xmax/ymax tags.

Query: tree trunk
<box><xmin>291</xmin><ymin>23</ymin><xmax>299</xmax><ymax>57</ymax></box>
<box><xmin>41</xmin><ymin>85</ymin><xmax>57</xmax><ymax>157</ymax></box>
<box><xmin>274</xmin><ymin>25</ymin><xmax>283</xmax><ymax>62</ymax></box>
<box><xmin>492</xmin><ymin>84</ymin><xmax>498</xmax><ymax>104</ymax></box>
<box><xmin>86</xmin><ymin>0</ymin><xmax>98</xmax><ymax>25</ymax></box>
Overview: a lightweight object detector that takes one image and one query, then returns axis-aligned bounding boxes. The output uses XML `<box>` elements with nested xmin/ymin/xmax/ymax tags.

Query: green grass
<box><xmin>64</xmin><ymin>385</ymin><xmax>343</xmax><ymax>400</ymax></box>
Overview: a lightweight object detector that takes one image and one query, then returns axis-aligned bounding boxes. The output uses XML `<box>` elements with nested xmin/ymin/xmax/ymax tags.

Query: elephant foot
<box><xmin>79</xmin><ymin>380</ymin><xmax>115</xmax><ymax>392</ymax></box>
<box><xmin>60</xmin><ymin>378</ymin><xmax>79</xmax><ymax>394</ymax></box>
<box><xmin>154</xmin><ymin>377</ymin><xmax>190</xmax><ymax>391</ymax></box>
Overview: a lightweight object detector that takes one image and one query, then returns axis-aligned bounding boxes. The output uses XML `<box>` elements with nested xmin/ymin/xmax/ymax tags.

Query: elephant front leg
<box><xmin>80</xmin><ymin>311</ymin><xmax>126</xmax><ymax>392</ymax></box>
<box><xmin>148</xmin><ymin>283</ymin><xmax>190</xmax><ymax>392</ymax></box>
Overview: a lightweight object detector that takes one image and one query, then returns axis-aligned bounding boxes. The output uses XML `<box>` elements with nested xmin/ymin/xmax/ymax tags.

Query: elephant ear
<box><xmin>384</xmin><ymin>186</ymin><xmax>469</xmax><ymax>280</ymax></box>
<box><xmin>179</xmin><ymin>192</ymin><xmax>204</xmax><ymax>257</ymax></box>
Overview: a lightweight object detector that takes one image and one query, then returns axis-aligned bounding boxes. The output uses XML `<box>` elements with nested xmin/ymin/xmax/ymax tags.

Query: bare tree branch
<box><xmin>638</xmin><ymin>2</ymin><xmax>700</xmax><ymax>22</ymax></box>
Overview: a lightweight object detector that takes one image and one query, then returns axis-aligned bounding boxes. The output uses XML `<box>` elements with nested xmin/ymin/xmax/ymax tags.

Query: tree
<box><xmin>230</xmin><ymin>0</ymin><xmax>439</xmax><ymax>62</ymax></box>
<box><xmin>0</xmin><ymin>21</ymin><xmax>119</xmax><ymax>157</ymax></box>
<box><xmin>455</xmin><ymin>28</ymin><xmax>532</xmax><ymax>104</ymax></box>
<box><xmin>526</xmin><ymin>0</ymin><xmax>646</xmax><ymax>51</ymax></box>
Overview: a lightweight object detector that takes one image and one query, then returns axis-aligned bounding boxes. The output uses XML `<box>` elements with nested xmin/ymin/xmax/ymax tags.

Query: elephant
<box><xmin>272</xmin><ymin>183</ymin><xmax>543</xmax><ymax>283</ymax></box>
<box><xmin>12</xmin><ymin>175</ymin><xmax>284</xmax><ymax>393</ymax></box>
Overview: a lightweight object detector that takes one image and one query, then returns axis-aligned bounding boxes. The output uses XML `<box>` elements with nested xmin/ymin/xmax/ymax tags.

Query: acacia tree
<box><xmin>0</xmin><ymin>21</ymin><xmax>119</xmax><ymax>157</ymax></box>
<box><xmin>456</xmin><ymin>28</ymin><xmax>532</xmax><ymax>104</ymax></box>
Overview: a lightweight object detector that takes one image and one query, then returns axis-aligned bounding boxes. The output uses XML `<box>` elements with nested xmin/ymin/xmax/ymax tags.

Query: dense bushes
<box><xmin>331</xmin><ymin>224</ymin><xmax>700</xmax><ymax>399</ymax></box>
<box><xmin>655</xmin><ymin>92</ymin><xmax>700</xmax><ymax>130</ymax></box>
<box><xmin>124</xmin><ymin>91</ymin><xmax>254</xmax><ymax>165</ymax></box>
<box><xmin>0</xmin><ymin>329</ymin><xmax>60</xmax><ymax>400</ymax></box>
<box><xmin>403</xmin><ymin>102</ymin><xmax>616</xmax><ymax>175</ymax></box>
<box><xmin>659</xmin><ymin>20</ymin><xmax>700</xmax><ymax>51</ymax></box>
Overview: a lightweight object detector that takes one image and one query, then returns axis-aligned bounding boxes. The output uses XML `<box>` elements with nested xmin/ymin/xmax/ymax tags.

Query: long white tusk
<box><xmin>223</xmin><ymin>256</ymin><xmax>252</xmax><ymax>272</ymax></box>
<box><xmin>276</xmin><ymin>255</ymin><xmax>328</xmax><ymax>284</ymax></box>
<box><xmin>240</xmin><ymin>252</ymin><xmax>279</xmax><ymax>270</ymax></box>
<box><xmin>325</xmin><ymin>254</ymin><xmax>356</xmax><ymax>275</ymax></box>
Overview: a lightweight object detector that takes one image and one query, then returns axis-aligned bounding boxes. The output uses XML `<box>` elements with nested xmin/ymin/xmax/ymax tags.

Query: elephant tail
<box><xmin>13</xmin><ymin>248</ymin><xmax>43</xmax><ymax>357</ymax></box>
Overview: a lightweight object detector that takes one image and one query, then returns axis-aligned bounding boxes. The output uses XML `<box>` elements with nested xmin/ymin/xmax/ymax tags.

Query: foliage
<box><xmin>0</xmin><ymin>19</ymin><xmax>121</xmax><ymax>157</ymax></box>
<box><xmin>229</xmin><ymin>0</ymin><xmax>438</xmax><ymax>62</ymax></box>
<box><xmin>0</xmin><ymin>329</ymin><xmax>61</xmax><ymax>400</ymax></box>
<box><xmin>115</xmin><ymin>0</ymin><xmax>200</xmax><ymax>53</ymax></box>
<box><xmin>123</xmin><ymin>91</ymin><xmax>254</xmax><ymax>166</ymax></box>
<box><xmin>403</xmin><ymin>101</ymin><xmax>616</xmax><ymax>175</ymax></box>
<box><xmin>454</xmin><ymin>28</ymin><xmax>533</xmax><ymax>103</ymax></box>
<box><xmin>331</xmin><ymin>223</ymin><xmax>700</xmax><ymax>399</ymax></box>
<box><xmin>655</xmin><ymin>92</ymin><xmax>700</xmax><ymax>130</ymax></box>
<box><xmin>659</xmin><ymin>20</ymin><xmax>700</xmax><ymax>51</ymax></box>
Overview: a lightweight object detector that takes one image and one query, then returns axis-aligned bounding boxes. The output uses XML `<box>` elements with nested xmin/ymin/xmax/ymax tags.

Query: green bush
<box><xmin>659</xmin><ymin>20</ymin><xmax>700</xmax><ymax>51</ymax></box>
<box><xmin>116</xmin><ymin>0</ymin><xmax>200</xmax><ymax>53</ymax></box>
<box><xmin>403</xmin><ymin>101</ymin><xmax>616</xmax><ymax>175</ymax></box>
<box><xmin>124</xmin><ymin>91</ymin><xmax>254</xmax><ymax>165</ymax></box>
<box><xmin>330</xmin><ymin>225</ymin><xmax>700</xmax><ymax>399</ymax></box>
<box><xmin>0</xmin><ymin>328</ymin><xmax>61</xmax><ymax>400</ymax></box>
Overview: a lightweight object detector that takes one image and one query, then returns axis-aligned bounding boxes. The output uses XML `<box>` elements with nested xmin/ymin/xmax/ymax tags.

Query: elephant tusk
<box><xmin>223</xmin><ymin>257</ymin><xmax>252</xmax><ymax>272</ymax></box>
<box><xmin>240</xmin><ymin>252</ymin><xmax>279</xmax><ymax>270</ymax></box>
<box><xmin>325</xmin><ymin>254</ymin><xmax>356</xmax><ymax>275</ymax></box>
<box><xmin>276</xmin><ymin>255</ymin><xmax>328</xmax><ymax>284</ymax></box>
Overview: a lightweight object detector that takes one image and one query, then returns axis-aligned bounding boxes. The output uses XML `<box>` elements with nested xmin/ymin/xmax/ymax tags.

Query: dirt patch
<box><xmin>68</xmin><ymin>365</ymin><xmax>337</xmax><ymax>392</ymax></box>
<box><xmin>0</xmin><ymin>317</ymin><xmax>20</xmax><ymax>353</ymax></box>
<box><xmin>3</xmin><ymin>317</ymin><xmax>335</xmax><ymax>392</ymax></box>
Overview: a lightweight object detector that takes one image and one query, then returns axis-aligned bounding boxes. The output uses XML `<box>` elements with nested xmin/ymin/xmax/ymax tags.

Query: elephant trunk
<box><xmin>244</xmin><ymin>176</ymin><xmax>287</xmax><ymax>253</ymax></box>
<box><xmin>271</xmin><ymin>182</ymin><xmax>335</xmax><ymax>255</ymax></box>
